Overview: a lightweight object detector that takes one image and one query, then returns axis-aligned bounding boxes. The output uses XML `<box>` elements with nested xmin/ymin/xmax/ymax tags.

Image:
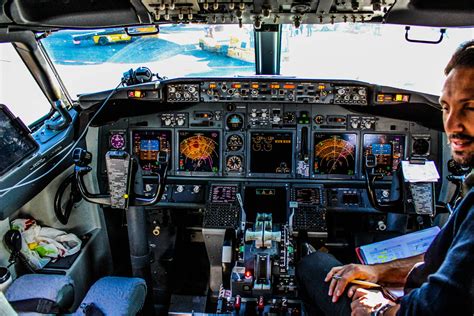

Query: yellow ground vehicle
<box><xmin>92</xmin><ymin>32</ymin><xmax>132</xmax><ymax>45</ymax></box>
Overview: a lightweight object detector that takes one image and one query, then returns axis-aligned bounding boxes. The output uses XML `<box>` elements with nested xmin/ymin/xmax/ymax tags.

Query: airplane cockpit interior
<box><xmin>0</xmin><ymin>0</ymin><xmax>473</xmax><ymax>315</ymax></box>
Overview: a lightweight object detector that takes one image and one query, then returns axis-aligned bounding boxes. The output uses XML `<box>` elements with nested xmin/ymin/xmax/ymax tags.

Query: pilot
<box><xmin>296</xmin><ymin>40</ymin><xmax>474</xmax><ymax>316</ymax></box>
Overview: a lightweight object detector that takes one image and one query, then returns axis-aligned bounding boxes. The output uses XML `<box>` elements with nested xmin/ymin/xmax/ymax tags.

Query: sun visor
<box><xmin>7</xmin><ymin>0</ymin><xmax>150</xmax><ymax>28</ymax></box>
<box><xmin>385</xmin><ymin>0</ymin><xmax>474</xmax><ymax>27</ymax></box>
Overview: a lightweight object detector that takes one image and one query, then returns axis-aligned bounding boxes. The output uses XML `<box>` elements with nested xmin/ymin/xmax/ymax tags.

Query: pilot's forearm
<box><xmin>374</xmin><ymin>253</ymin><xmax>424</xmax><ymax>285</ymax></box>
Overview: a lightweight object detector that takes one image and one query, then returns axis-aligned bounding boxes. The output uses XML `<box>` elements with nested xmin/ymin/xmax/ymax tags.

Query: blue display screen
<box><xmin>140</xmin><ymin>139</ymin><xmax>160</xmax><ymax>151</ymax></box>
<box><xmin>371</xmin><ymin>143</ymin><xmax>391</xmax><ymax>155</ymax></box>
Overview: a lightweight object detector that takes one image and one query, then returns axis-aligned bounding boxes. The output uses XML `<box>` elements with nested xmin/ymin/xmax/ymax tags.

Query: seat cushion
<box><xmin>73</xmin><ymin>276</ymin><xmax>146</xmax><ymax>316</ymax></box>
<box><xmin>5</xmin><ymin>274</ymin><xmax>74</xmax><ymax>315</ymax></box>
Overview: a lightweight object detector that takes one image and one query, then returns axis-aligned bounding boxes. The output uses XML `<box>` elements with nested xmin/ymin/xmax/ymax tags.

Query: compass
<box><xmin>110</xmin><ymin>133</ymin><xmax>125</xmax><ymax>149</ymax></box>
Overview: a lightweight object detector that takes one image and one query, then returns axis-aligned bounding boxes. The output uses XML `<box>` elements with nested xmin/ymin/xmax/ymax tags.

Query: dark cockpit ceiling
<box><xmin>1</xmin><ymin>0</ymin><xmax>473</xmax><ymax>29</ymax></box>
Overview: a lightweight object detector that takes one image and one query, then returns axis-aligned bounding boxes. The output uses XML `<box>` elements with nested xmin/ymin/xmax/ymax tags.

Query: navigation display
<box><xmin>244</xmin><ymin>187</ymin><xmax>287</xmax><ymax>223</ymax></box>
<box><xmin>132</xmin><ymin>130</ymin><xmax>171</xmax><ymax>174</ymax></box>
<box><xmin>363</xmin><ymin>134</ymin><xmax>405</xmax><ymax>176</ymax></box>
<box><xmin>295</xmin><ymin>188</ymin><xmax>322</xmax><ymax>206</ymax></box>
<box><xmin>313</xmin><ymin>133</ymin><xmax>357</xmax><ymax>176</ymax></box>
<box><xmin>210</xmin><ymin>185</ymin><xmax>238</xmax><ymax>203</ymax></box>
<box><xmin>250</xmin><ymin>132</ymin><xmax>293</xmax><ymax>174</ymax></box>
<box><xmin>178</xmin><ymin>130</ymin><xmax>220</xmax><ymax>173</ymax></box>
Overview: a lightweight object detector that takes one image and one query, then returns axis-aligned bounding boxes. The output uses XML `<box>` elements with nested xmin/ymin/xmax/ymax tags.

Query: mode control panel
<box><xmin>196</xmin><ymin>81</ymin><xmax>370</xmax><ymax>105</ymax></box>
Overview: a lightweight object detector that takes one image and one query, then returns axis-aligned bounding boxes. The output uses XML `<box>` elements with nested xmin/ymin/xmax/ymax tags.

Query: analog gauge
<box><xmin>226</xmin><ymin>113</ymin><xmax>244</xmax><ymax>130</ymax></box>
<box><xmin>110</xmin><ymin>133</ymin><xmax>125</xmax><ymax>149</ymax></box>
<box><xmin>226</xmin><ymin>155</ymin><xmax>243</xmax><ymax>172</ymax></box>
<box><xmin>314</xmin><ymin>115</ymin><xmax>325</xmax><ymax>125</ymax></box>
<box><xmin>412</xmin><ymin>138</ymin><xmax>430</xmax><ymax>156</ymax></box>
<box><xmin>283</xmin><ymin>112</ymin><xmax>296</xmax><ymax>124</ymax></box>
<box><xmin>227</xmin><ymin>134</ymin><xmax>244</xmax><ymax>151</ymax></box>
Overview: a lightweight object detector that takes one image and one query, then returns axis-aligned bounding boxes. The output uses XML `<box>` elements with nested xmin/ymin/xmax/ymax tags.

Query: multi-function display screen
<box><xmin>210</xmin><ymin>185</ymin><xmax>238</xmax><ymax>203</ymax></box>
<box><xmin>178</xmin><ymin>130</ymin><xmax>220</xmax><ymax>173</ymax></box>
<box><xmin>244</xmin><ymin>187</ymin><xmax>287</xmax><ymax>223</ymax></box>
<box><xmin>295</xmin><ymin>188</ymin><xmax>322</xmax><ymax>206</ymax></box>
<box><xmin>132</xmin><ymin>130</ymin><xmax>171</xmax><ymax>174</ymax></box>
<box><xmin>313</xmin><ymin>133</ymin><xmax>357</xmax><ymax>176</ymax></box>
<box><xmin>363</xmin><ymin>134</ymin><xmax>405</xmax><ymax>176</ymax></box>
<box><xmin>250</xmin><ymin>132</ymin><xmax>293</xmax><ymax>174</ymax></box>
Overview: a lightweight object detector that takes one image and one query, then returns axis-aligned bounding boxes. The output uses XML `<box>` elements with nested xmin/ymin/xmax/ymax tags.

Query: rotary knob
<box><xmin>351</xmin><ymin>119</ymin><xmax>359</xmax><ymax>129</ymax></box>
<box><xmin>177</xmin><ymin>118</ymin><xmax>185</xmax><ymax>126</ymax></box>
<box><xmin>164</xmin><ymin>118</ymin><xmax>172</xmax><ymax>126</ymax></box>
<box><xmin>193</xmin><ymin>185</ymin><xmax>200</xmax><ymax>194</ymax></box>
<box><xmin>176</xmin><ymin>185</ymin><xmax>184</xmax><ymax>193</ymax></box>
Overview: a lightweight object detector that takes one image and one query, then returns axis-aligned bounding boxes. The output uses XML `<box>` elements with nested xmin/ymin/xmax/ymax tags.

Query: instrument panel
<box><xmin>103</xmin><ymin>102</ymin><xmax>437</xmax><ymax>180</ymax></box>
<box><xmin>97</xmin><ymin>78</ymin><xmax>440</xmax><ymax>218</ymax></box>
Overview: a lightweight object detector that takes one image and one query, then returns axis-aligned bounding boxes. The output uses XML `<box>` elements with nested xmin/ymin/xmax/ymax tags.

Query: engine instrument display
<box><xmin>295</xmin><ymin>188</ymin><xmax>322</xmax><ymax>206</ymax></box>
<box><xmin>178</xmin><ymin>131</ymin><xmax>220</xmax><ymax>173</ymax></box>
<box><xmin>210</xmin><ymin>185</ymin><xmax>238</xmax><ymax>203</ymax></box>
<box><xmin>132</xmin><ymin>130</ymin><xmax>171</xmax><ymax>174</ymax></box>
<box><xmin>313</xmin><ymin>133</ymin><xmax>357</xmax><ymax>176</ymax></box>
<box><xmin>363</xmin><ymin>134</ymin><xmax>405</xmax><ymax>176</ymax></box>
<box><xmin>244</xmin><ymin>186</ymin><xmax>287</xmax><ymax>223</ymax></box>
<box><xmin>250</xmin><ymin>132</ymin><xmax>293</xmax><ymax>174</ymax></box>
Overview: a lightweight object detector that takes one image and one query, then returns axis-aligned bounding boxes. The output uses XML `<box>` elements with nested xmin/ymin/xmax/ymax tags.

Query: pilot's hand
<box><xmin>350</xmin><ymin>288</ymin><xmax>393</xmax><ymax>316</ymax></box>
<box><xmin>325</xmin><ymin>264</ymin><xmax>379</xmax><ymax>302</ymax></box>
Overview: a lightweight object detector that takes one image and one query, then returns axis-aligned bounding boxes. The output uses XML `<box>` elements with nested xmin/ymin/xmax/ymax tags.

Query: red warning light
<box><xmin>245</xmin><ymin>271</ymin><xmax>252</xmax><ymax>278</ymax></box>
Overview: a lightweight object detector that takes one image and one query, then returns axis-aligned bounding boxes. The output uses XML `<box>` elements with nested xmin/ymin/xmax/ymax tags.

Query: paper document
<box><xmin>401</xmin><ymin>161</ymin><xmax>440</xmax><ymax>183</ymax></box>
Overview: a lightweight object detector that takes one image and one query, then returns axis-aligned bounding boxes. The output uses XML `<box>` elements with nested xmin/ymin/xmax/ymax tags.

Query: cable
<box><xmin>0</xmin><ymin>80</ymin><xmax>124</xmax><ymax>194</ymax></box>
<box><xmin>54</xmin><ymin>173</ymin><xmax>81</xmax><ymax>224</ymax></box>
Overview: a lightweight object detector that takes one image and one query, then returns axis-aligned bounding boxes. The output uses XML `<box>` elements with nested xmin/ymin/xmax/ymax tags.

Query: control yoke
<box><xmin>73</xmin><ymin>148</ymin><xmax>169</xmax><ymax>208</ymax></box>
<box><xmin>364</xmin><ymin>154</ymin><xmax>404</xmax><ymax>212</ymax></box>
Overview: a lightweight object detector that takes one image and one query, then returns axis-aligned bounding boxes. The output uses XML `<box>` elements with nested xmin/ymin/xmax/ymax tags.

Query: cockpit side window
<box><xmin>0</xmin><ymin>43</ymin><xmax>52</xmax><ymax>126</ymax></box>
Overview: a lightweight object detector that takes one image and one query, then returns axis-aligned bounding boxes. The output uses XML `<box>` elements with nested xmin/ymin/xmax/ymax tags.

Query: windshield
<box><xmin>41</xmin><ymin>24</ymin><xmax>473</xmax><ymax>98</ymax></box>
<box><xmin>281</xmin><ymin>24</ymin><xmax>473</xmax><ymax>95</ymax></box>
<box><xmin>41</xmin><ymin>25</ymin><xmax>255</xmax><ymax>97</ymax></box>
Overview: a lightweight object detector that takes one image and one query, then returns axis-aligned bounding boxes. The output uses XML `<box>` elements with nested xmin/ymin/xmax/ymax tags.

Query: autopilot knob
<box><xmin>164</xmin><ymin>118</ymin><xmax>172</xmax><ymax>126</ymax></box>
<box><xmin>177</xmin><ymin>118</ymin><xmax>185</xmax><ymax>126</ymax></box>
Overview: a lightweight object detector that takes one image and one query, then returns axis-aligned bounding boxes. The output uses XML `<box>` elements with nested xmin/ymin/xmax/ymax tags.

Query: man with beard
<box><xmin>297</xmin><ymin>40</ymin><xmax>474</xmax><ymax>316</ymax></box>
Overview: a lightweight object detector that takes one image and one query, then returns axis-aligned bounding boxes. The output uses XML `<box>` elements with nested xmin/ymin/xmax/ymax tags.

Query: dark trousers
<box><xmin>296</xmin><ymin>252</ymin><xmax>352</xmax><ymax>316</ymax></box>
